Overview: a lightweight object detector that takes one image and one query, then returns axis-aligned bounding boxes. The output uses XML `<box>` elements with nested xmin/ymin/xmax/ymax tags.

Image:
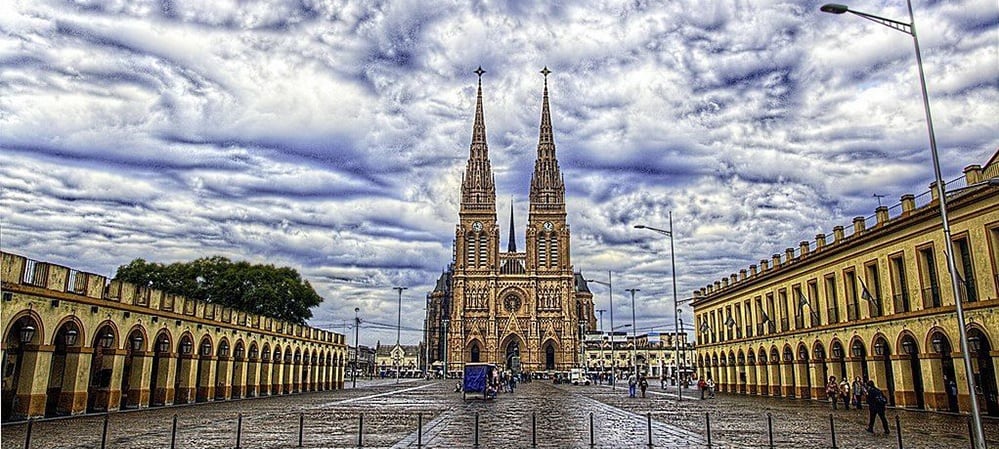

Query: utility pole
<box><xmin>596</xmin><ymin>309</ymin><xmax>606</xmax><ymax>332</ymax></box>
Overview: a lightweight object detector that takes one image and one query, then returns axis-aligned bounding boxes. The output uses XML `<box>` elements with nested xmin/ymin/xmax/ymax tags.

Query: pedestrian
<box><xmin>839</xmin><ymin>378</ymin><xmax>851</xmax><ymax>410</ymax></box>
<box><xmin>852</xmin><ymin>376</ymin><xmax>866</xmax><ymax>410</ymax></box>
<box><xmin>628</xmin><ymin>372</ymin><xmax>638</xmax><ymax>398</ymax></box>
<box><xmin>707</xmin><ymin>378</ymin><xmax>715</xmax><ymax>399</ymax></box>
<box><xmin>640</xmin><ymin>375</ymin><xmax>649</xmax><ymax>398</ymax></box>
<box><xmin>945</xmin><ymin>375</ymin><xmax>959</xmax><ymax>412</ymax></box>
<box><xmin>698</xmin><ymin>378</ymin><xmax>707</xmax><ymax>399</ymax></box>
<box><xmin>826</xmin><ymin>376</ymin><xmax>839</xmax><ymax>410</ymax></box>
<box><xmin>509</xmin><ymin>372</ymin><xmax>517</xmax><ymax>394</ymax></box>
<box><xmin>865</xmin><ymin>380</ymin><xmax>890</xmax><ymax>434</ymax></box>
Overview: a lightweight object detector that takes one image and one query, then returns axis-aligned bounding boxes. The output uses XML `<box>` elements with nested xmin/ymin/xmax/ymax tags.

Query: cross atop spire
<box><xmin>461</xmin><ymin>67</ymin><xmax>496</xmax><ymax>213</ymax></box>
<box><xmin>530</xmin><ymin>66</ymin><xmax>564</xmax><ymax>212</ymax></box>
<box><xmin>475</xmin><ymin>66</ymin><xmax>486</xmax><ymax>79</ymax></box>
<box><xmin>540</xmin><ymin>66</ymin><xmax>551</xmax><ymax>78</ymax></box>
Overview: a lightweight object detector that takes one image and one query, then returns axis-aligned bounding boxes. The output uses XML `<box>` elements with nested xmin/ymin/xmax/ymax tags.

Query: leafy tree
<box><xmin>114</xmin><ymin>257</ymin><xmax>322</xmax><ymax>324</ymax></box>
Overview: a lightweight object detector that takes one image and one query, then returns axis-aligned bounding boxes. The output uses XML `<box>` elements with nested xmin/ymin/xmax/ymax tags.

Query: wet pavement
<box><xmin>2</xmin><ymin>379</ymin><xmax>996</xmax><ymax>448</ymax></box>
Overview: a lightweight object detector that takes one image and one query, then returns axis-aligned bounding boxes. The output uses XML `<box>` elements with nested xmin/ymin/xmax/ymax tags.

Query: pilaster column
<box><xmin>809</xmin><ymin>360</ymin><xmax>826</xmax><ymax>400</ymax></box>
<box><xmin>175</xmin><ymin>355</ymin><xmax>197</xmax><ymax>404</ymax></box>
<box><xmin>215</xmin><ymin>357</ymin><xmax>233</xmax><ymax>400</ymax></box>
<box><xmin>271</xmin><ymin>361</ymin><xmax>283</xmax><ymax>395</ymax></box>
<box><xmin>15</xmin><ymin>345</ymin><xmax>53</xmax><ymax>419</ymax></box>
<box><xmin>919</xmin><ymin>354</ymin><xmax>945</xmax><ymax>410</ymax></box>
<box><xmin>152</xmin><ymin>354</ymin><xmax>177</xmax><ymax>406</ymax></box>
<box><xmin>196</xmin><ymin>356</ymin><xmax>217</xmax><ymax>402</ymax></box>
<box><xmin>891</xmin><ymin>355</ymin><xmax>916</xmax><ymax>407</ymax></box>
<box><xmin>795</xmin><ymin>360</ymin><xmax>810</xmax><ymax>399</ymax></box>
<box><xmin>60</xmin><ymin>347</ymin><xmax>92</xmax><ymax>415</ymax></box>
<box><xmin>747</xmin><ymin>362</ymin><xmax>758</xmax><ymax>395</ymax></box>
<box><xmin>244</xmin><ymin>360</ymin><xmax>258</xmax><ymax>397</ymax></box>
<box><xmin>125</xmin><ymin>352</ymin><xmax>152</xmax><ymax>408</ymax></box>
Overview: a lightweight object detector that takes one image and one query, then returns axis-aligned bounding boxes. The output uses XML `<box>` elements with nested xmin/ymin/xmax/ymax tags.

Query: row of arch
<box><xmin>461</xmin><ymin>335</ymin><xmax>562</xmax><ymax>372</ymax></box>
<box><xmin>2</xmin><ymin>310</ymin><xmax>346</xmax><ymax>422</ymax></box>
<box><xmin>697</xmin><ymin>326</ymin><xmax>999</xmax><ymax>416</ymax></box>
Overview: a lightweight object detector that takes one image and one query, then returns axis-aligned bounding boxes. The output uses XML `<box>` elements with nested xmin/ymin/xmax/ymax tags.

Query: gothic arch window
<box><xmin>470</xmin><ymin>343</ymin><xmax>481</xmax><ymax>363</ymax></box>
<box><xmin>549</xmin><ymin>234</ymin><xmax>558</xmax><ymax>266</ymax></box>
<box><xmin>466</xmin><ymin>232</ymin><xmax>475</xmax><ymax>266</ymax></box>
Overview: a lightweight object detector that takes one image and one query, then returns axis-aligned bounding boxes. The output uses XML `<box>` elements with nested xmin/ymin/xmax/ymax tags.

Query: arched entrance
<box><xmin>174</xmin><ymin>335</ymin><xmax>195</xmax><ymax>404</ymax></box>
<box><xmin>2</xmin><ymin>316</ymin><xmax>40</xmax><ymax>421</ymax></box>
<box><xmin>87</xmin><ymin>324</ymin><xmax>117</xmax><ymax>413</ymax></box>
<box><xmin>830</xmin><ymin>341</ymin><xmax>847</xmax><ymax>380</ymax></box>
<box><xmin>120</xmin><ymin>328</ymin><xmax>146</xmax><ymax>409</ymax></box>
<box><xmin>850</xmin><ymin>339</ymin><xmax>870</xmax><ymax>381</ymax></box>
<box><xmin>149</xmin><ymin>332</ymin><xmax>171</xmax><ymax>406</ymax></box>
<box><xmin>195</xmin><ymin>338</ymin><xmax>213</xmax><ymax>402</ymax></box>
<box><xmin>231</xmin><ymin>341</ymin><xmax>245</xmax><ymax>399</ymax></box>
<box><xmin>873</xmin><ymin>336</ymin><xmax>895</xmax><ymax>406</ymax></box>
<box><xmin>770</xmin><ymin>347</ymin><xmax>781</xmax><ymax>396</ymax></box>
<box><xmin>900</xmin><ymin>335</ymin><xmax>925</xmax><ymax>409</ymax></box>
<box><xmin>968</xmin><ymin>328</ymin><xmax>999</xmax><ymax>416</ymax></box>
<box><xmin>214</xmin><ymin>340</ymin><xmax>229</xmax><ymax>400</ymax></box>
<box><xmin>930</xmin><ymin>332</ymin><xmax>958</xmax><ymax>412</ymax></box>
<box><xmin>46</xmin><ymin>320</ymin><xmax>81</xmax><ymax>417</ymax></box>
<box><xmin>758</xmin><ymin>349</ymin><xmax>769</xmax><ymax>396</ymax></box>
<box><xmin>504</xmin><ymin>339</ymin><xmax>521</xmax><ymax>372</ymax></box>
<box><xmin>783</xmin><ymin>346</ymin><xmax>795</xmax><ymax>398</ymax></box>
<box><xmin>797</xmin><ymin>344</ymin><xmax>811</xmax><ymax>399</ymax></box>
<box><xmin>544</xmin><ymin>341</ymin><xmax>556</xmax><ymax>370</ymax></box>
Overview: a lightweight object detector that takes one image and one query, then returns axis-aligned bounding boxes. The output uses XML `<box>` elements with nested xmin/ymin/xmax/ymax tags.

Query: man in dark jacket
<box><xmin>865</xmin><ymin>380</ymin><xmax>890</xmax><ymax>434</ymax></box>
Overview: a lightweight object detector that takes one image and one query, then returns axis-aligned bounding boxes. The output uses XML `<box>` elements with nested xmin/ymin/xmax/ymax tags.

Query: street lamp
<box><xmin>625</xmin><ymin>288</ymin><xmax>640</xmax><ymax>384</ymax></box>
<box><xmin>353</xmin><ymin>307</ymin><xmax>360</xmax><ymax>388</ymax></box>
<box><xmin>586</xmin><ymin>272</ymin><xmax>615</xmax><ymax>389</ymax></box>
<box><xmin>394</xmin><ymin>286</ymin><xmax>407</xmax><ymax>384</ymax></box>
<box><xmin>636</xmin><ymin>212</ymin><xmax>682</xmax><ymax>400</ymax></box>
<box><xmin>821</xmin><ymin>3</ymin><xmax>985</xmax><ymax>447</ymax></box>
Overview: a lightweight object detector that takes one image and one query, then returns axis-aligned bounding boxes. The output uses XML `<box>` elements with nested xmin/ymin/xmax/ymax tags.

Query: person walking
<box><xmin>707</xmin><ymin>378</ymin><xmax>716</xmax><ymax>399</ymax></box>
<box><xmin>865</xmin><ymin>380</ymin><xmax>890</xmax><ymax>434</ymax></box>
<box><xmin>826</xmin><ymin>376</ymin><xmax>840</xmax><ymax>409</ymax></box>
<box><xmin>839</xmin><ymin>378</ymin><xmax>852</xmax><ymax>410</ymax></box>
<box><xmin>628</xmin><ymin>372</ymin><xmax>638</xmax><ymax>398</ymax></box>
<box><xmin>698</xmin><ymin>378</ymin><xmax>707</xmax><ymax>399</ymax></box>
<box><xmin>640</xmin><ymin>375</ymin><xmax>649</xmax><ymax>398</ymax></box>
<box><xmin>852</xmin><ymin>376</ymin><xmax>866</xmax><ymax>411</ymax></box>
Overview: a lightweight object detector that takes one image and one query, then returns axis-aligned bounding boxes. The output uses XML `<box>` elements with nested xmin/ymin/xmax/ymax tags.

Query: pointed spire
<box><xmin>460</xmin><ymin>66</ymin><xmax>496</xmax><ymax>212</ymax></box>
<box><xmin>530</xmin><ymin>66</ymin><xmax>565</xmax><ymax>211</ymax></box>
<box><xmin>507</xmin><ymin>200</ymin><xmax>517</xmax><ymax>252</ymax></box>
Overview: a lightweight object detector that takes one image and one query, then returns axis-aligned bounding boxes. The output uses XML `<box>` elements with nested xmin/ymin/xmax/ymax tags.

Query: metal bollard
<box><xmin>532</xmin><ymin>412</ymin><xmax>537</xmax><ymax>448</ymax></box>
<box><xmin>235</xmin><ymin>413</ymin><xmax>243</xmax><ymax>449</ymax></box>
<box><xmin>705</xmin><ymin>412</ymin><xmax>712</xmax><ymax>447</ymax></box>
<box><xmin>895</xmin><ymin>415</ymin><xmax>902</xmax><ymax>449</ymax></box>
<box><xmin>474</xmin><ymin>412</ymin><xmax>479</xmax><ymax>448</ymax></box>
<box><xmin>418</xmin><ymin>413</ymin><xmax>423</xmax><ymax>448</ymax></box>
<box><xmin>767</xmin><ymin>412</ymin><xmax>774</xmax><ymax>449</ymax></box>
<box><xmin>171</xmin><ymin>414</ymin><xmax>178</xmax><ymax>449</ymax></box>
<box><xmin>298</xmin><ymin>412</ymin><xmax>304</xmax><ymax>447</ymax></box>
<box><xmin>358</xmin><ymin>413</ymin><xmax>364</xmax><ymax>448</ymax></box>
<box><xmin>589</xmin><ymin>412</ymin><xmax>595</xmax><ymax>448</ymax></box>
<box><xmin>23</xmin><ymin>418</ymin><xmax>32</xmax><ymax>449</ymax></box>
<box><xmin>829</xmin><ymin>414</ymin><xmax>838</xmax><ymax>449</ymax></box>
<box><xmin>647</xmin><ymin>412</ymin><xmax>653</xmax><ymax>448</ymax></box>
<box><xmin>101</xmin><ymin>413</ymin><xmax>109</xmax><ymax>449</ymax></box>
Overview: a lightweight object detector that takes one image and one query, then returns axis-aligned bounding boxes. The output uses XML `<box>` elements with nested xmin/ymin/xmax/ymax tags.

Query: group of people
<box><xmin>626</xmin><ymin>373</ymin><xmax>650</xmax><ymax>398</ymax></box>
<box><xmin>696</xmin><ymin>377</ymin><xmax>716</xmax><ymax>399</ymax></box>
<box><xmin>825</xmin><ymin>376</ymin><xmax>890</xmax><ymax>434</ymax></box>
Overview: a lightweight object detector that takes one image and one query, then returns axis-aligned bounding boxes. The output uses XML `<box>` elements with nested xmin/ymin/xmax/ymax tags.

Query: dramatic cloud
<box><xmin>2</xmin><ymin>0</ymin><xmax>997</xmax><ymax>345</ymax></box>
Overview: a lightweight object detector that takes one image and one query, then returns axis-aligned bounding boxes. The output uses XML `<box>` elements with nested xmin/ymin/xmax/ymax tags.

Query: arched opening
<box><xmin>120</xmin><ymin>328</ymin><xmax>146</xmax><ymax>409</ymax></box>
<box><xmin>470</xmin><ymin>343</ymin><xmax>481</xmax><ymax>363</ymax></box>
<box><xmin>813</xmin><ymin>343</ymin><xmax>829</xmax><ymax>397</ymax></box>
<box><xmin>245</xmin><ymin>343</ymin><xmax>259</xmax><ymax>397</ymax></box>
<box><xmin>2</xmin><ymin>316</ymin><xmax>40</xmax><ymax>421</ymax></box>
<box><xmin>830</xmin><ymin>341</ymin><xmax>847</xmax><ymax>379</ymax></box>
<box><xmin>544</xmin><ymin>342</ymin><xmax>556</xmax><ymax>370</ymax></box>
<box><xmin>174</xmin><ymin>335</ymin><xmax>195</xmax><ymax>404</ymax></box>
<box><xmin>849</xmin><ymin>339</ymin><xmax>869</xmax><ymax>382</ymax></box>
<box><xmin>214</xmin><ymin>339</ymin><xmax>230</xmax><ymax>400</ymax></box>
<box><xmin>46</xmin><ymin>320</ymin><xmax>81</xmax><ymax>417</ymax></box>
<box><xmin>737</xmin><ymin>351</ymin><xmax>746</xmax><ymax>394</ymax></box>
<box><xmin>770</xmin><ymin>348</ymin><xmax>781</xmax><ymax>397</ymax></box>
<box><xmin>967</xmin><ymin>328</ymin><xmax>999</xmax><ymax>416</ymax></box>
<box><xmin>282</xmin><ymin>346</ymin><xmax>293</xmax><ymax>394</ymax></box>
<box><xmin>797</xmin><ymin>344</ymin><xmax>811</xmax><ymax>399</ymax></box>
<box><xmin>505</xmin><ymin>339</ymin><xmax>521</xmax><ymax>372</ymax></box>
<box><xmin>783</xmin><ymin>346</ymin><xmax>796</xmax><ymax>398</ymax></box>
<box><xmin>149</xmin><ymin>332</ymin><xmax>171</xmax><ymax>406</ymax></box>
<box><xmin>899</xmin><ymin>335</ymin><xmax>924</xmax><ymax>409</ymax></box>
<box><xmin>87</xmin><ymin>324</ymin><xmax>117</xmax><ymax>413</ymax></box>
<box><xmin>272</xmin><ymin>347</ymin><xmax>282</xmax><ymax>395</ymax></box>
<box><xmin>873</xmin><ymin>336</ymin><xmax>895</xmax><ymax>406</ymax></box>
<box><xmin>930</xmin><ymin>332</ymin><xmax>958</xmax><ymax>412</ymax></box>
<box><xmin>231</xmin><ymin>341</ymin><xmax>245</xmax><ymax>399</ymax></box>
<box><xmin>758</xmin><ymin>349</ymin><xmax>769</xmax><ymax>396</ymax></box>
<box><xmin>195</xmin><ymin>338</ymin><xmax>213</xmax><ymax>402</ymax></box>
<box><xmin>258</xmin><ymin>344</ymin><xmax>271</xmax><ymax>396</ymax></box>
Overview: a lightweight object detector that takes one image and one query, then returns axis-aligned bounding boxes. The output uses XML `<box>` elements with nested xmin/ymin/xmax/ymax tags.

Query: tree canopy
<box><xmin>114</xmin><ymin>256</ymin><xmax>322</xmax><ymax>325</ymax></box>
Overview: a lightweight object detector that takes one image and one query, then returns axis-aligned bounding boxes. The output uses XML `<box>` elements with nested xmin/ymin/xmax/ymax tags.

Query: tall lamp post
<box><xmin>821</xmin><ymin>4</ymin><xmax>984</xmax><ymax>446</ymax></box>
<box><xmin>353</xmin><ymin>307</ymin><xmax>360</xmax><ymax>389</ymax></box>
<box><xmin>636</xmin><ymin>212</ymin><xmax>682</xmax><ymax>400</ymax></box>
<box><xmin>585</xmin><ymin>273</ymin><xmax>615</xmax><ymax>389</ymax></box>
<box><xmin>625</xmin><ymin>288</ymin><xmax>640</xmax><ymax>383</ymax></box>
<box><xmin>394</xmin><ymin>286</ymin><xmax>407</xmax><ymax>384</ymax></box>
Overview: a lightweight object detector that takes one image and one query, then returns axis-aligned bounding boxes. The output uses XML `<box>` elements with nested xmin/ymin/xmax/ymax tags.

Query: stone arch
<box><xmin>499</xmin><ymin>333</ymin><xmax>524</xmax><ymax>371</ymax></box>
<box><xmin>50</xmin><ymin>315</ymin><xmax>86</xmax><ymax>347</ymax></box>
<box><xmin>895</xmin><ymin>329</ymin><xmax>919</xmax><ymax>355</ymax></box>
<box><xmin>3</xmin><ymin>308</ymin><xmax>45</xmax><ymax>347</ymax></box>
<box><xmin>148</xmin><ymin>329</ymin><xmax>172</xmax><ymax>407</ymax></box>
<box><xmin>119</xmin><ymin>324</ymin><xmax>148</xmax><ymax>410</ymax></box>
<box><xmin>542</xmin><ymin>338</ymin><xmax>558</xmax><ymax>370</ymax></box>
<box><xmin>2</xmin><ymin>311</ymin><xmax>45</xmax><ymax>421</ymax></box>
<box><xmin>86</xmin><ymin>320</ymin><xmax>121</xmax><ymax>413</ymax></box>
<box><xmin>466</xmin><ymin>338</ymin><xmax>483</xmax><ymax>363</ymax></box>
<box><xmin>924</xmin><ymin>326</ymin><xmax>952</xmax><ymax>354</ymax></box>
<box><xmin>91</xmin><ymin>320</ymin><xmax>120</xmax><ymax>350</ymax></box>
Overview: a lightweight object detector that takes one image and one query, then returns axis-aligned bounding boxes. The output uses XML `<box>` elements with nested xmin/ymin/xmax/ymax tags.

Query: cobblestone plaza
<box><xmin>3</xmin><ymin>378</ymin><xmax>997</xmax><ymax>448</ymax></box>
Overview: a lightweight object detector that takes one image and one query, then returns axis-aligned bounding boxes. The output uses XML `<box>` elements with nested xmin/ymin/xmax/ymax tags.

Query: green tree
<box><xmin>114</xmin><ymin>257</ymin><xmax>322</xmax><ymax>324</ymax></box>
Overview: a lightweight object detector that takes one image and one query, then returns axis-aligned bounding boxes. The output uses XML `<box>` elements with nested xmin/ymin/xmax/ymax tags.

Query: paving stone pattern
<box><xmin>1</xmin><ymin>379</ymin><xmax>996</xmax><ymax>448</ymax></box>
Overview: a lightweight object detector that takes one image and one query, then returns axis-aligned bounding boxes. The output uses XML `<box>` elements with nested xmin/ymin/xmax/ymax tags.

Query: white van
<box><xmin>569</xmin><ymin>368</ymin><xmax>590</xmax><ymax>385</ymax></box>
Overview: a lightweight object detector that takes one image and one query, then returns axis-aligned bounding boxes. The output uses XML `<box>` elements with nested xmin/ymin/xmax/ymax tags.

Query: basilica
<box><xmin>425</xmin><ymin>69</ymin><xmax>596</xmax><ymax>375</ymax></box>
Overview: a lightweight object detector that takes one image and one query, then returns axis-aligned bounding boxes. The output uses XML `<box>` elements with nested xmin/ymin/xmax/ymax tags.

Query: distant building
<box><xmin>347</xmin><ymin>345</ymin><xmax>376</xmax><ymax>377</ymax></box>
<box><xmin>374</xmin><ymin>342</ymin><xmax>423</xmax><ymax>377</ymax></box>
<box><xmin>692</xmin><ymin>150</ymin><xmax>999</xmax><ymax>416</ymax></box>
<box><xmin>582</xmin><ymin>332</ymin><xmax>692</xmax><ymax>381</ymax></box>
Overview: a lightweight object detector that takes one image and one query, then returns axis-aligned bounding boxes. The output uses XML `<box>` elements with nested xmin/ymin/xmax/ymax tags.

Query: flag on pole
<box><xmin>756</xmin><ymin>298</ymin><xmax>771</xmax><ymax>323</ymax></box>
<box><xmin>725</xmin><ymin>315</ymin><xmax>736</xmax><ymax>328</ymax></box>
<box><xmin>796</xmin><ymin>289</ymin><xmax>820</xmax><ymax>323</ymax></box>
<box><xmin>858</xmin><ymin>276</ymin><xmax>881</xmax><ymax>314</ymax></box>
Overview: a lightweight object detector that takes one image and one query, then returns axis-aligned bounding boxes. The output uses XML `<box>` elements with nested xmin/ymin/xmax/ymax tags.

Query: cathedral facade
<box><xmin>426</xmin><ymin>69</ymin><xmax>595</xmax><ymax>375</ymax></box>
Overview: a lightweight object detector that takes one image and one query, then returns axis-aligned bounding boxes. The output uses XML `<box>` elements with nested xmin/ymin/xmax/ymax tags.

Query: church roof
<box><xmin>574</xmin><ymin>273</ymin><xmax>591</xmax><ymax>293</ymax></box>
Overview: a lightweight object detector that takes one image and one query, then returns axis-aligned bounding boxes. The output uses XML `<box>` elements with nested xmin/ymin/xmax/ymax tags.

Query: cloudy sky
<box><xmin>2</xmin><ymin>0</ymin><xmax>997</xmax><ymax>347</ymax></box>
